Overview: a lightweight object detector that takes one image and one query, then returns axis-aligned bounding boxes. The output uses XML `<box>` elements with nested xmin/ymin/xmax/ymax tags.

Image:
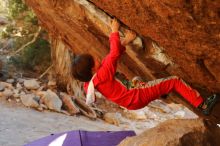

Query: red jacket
<box><xmin>84</xmin><ymin>32</ymin><xmax>155</xmax><ymax>110</ymax></box>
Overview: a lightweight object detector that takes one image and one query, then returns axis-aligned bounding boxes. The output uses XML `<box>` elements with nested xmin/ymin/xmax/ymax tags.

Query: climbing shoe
<box><xmin>201</xmin><ymin>94</ymin><xmax>218</xmax><ymax>115</ymax></box>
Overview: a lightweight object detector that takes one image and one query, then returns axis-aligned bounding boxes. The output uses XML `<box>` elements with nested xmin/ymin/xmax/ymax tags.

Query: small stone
<box><xmin>16</xmin><ymin>83</ymin><xmax>22</xmax><ymax>90</ymax></box>
<box><xmin>126</xmin><ymin>110</ymin><xmax>147</xmax><ymax>120</ymax></box>
<box><xmin>37</xmin><ymin>106</ymin><xmax>43</xmax><ymax>111</ymax></box>
<box><xmin>20</xmin><ymin>94</ymin><xmax>39</xmax><ymax>108</ymax></box>
<box><xmin>16</xmin><ymin>98</ymin><xmax>20</xmax><ymax>103</ymax></box>
<box><xmin>6</xmin><ymin>79</ymin><xmax>15</xmax><ymax>84</ymax></box>
<box><xmin>0</xmin><ymin>82</ymin><xmax>13</xmax><ymax>90</ymax></box>
<box><xmin>13</xmin><ymin>93</ymin><xmax>20</xmax><ymax>98</ymax></box>
<box><xmin>39</xmin><ymin>103</ymin><xmax>48</xmax><ymax>109</ymax></box>
<box><xmin>24</xmin><ymin>79</ymin><xmax>40</xmax><ymax>90</ymax></box>
<box><xmin>3</xmin><ymin>89</ymin><xmax>13</xmax><ymax>97</ymax></box>
<box><xmin>20</xmin><ymin>91</ymin><xmax>25</xmax><ymax>95</ymax></box>
<box><xmin>8</xmin><ymin>98</ymin><xmax>12</xmax><ymax>102</ymax></box>
<box><xmin>0</xmin><ymin>83</ymin><xmax>5</xmax><ymax>91</ymax></box>
<box><xmin>17</xmin><ymin>78</ymin><xmax>25</xmax><ymax>84</ymax></box>
<box><xmin>48</xmin><ymin>80</ymin><xmax>56</xmax><ymax>86</ymax></box>
<box><xmin>103</xmin><ymin>112</ymin><xmax>121</xmax><ymax>126</ymax></box>
<box><xmin>13</xmin><ymin>89</ymin><xmax>19</xmax><ymax>94</ymax></box>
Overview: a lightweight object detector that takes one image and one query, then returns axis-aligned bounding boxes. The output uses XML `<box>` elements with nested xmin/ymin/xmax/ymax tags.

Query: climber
<box><xmin>71</xmin><ymin>18</ymin><xmax>218</xmax><ymax>115</ymax></box>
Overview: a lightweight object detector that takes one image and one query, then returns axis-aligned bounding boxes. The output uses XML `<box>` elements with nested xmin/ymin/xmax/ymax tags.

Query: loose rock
<box><xmin>3</xmin><ymin>89</ymin><xmax>13</xmax><ymax>97</ymax></box>
<box><xmin>6</xmin><ymin>79</ymin><xmax>15</xmax><ymax>84</ymax></box>
<box><xmin>0</xmin><ymin>83</ymin><xmax>5</xmax><ymax>91</ymax></box>
<box><xmin>0</xmin><ymin>81</ymin><xmax>13</xmax><ymax>90</ymax></box>
<box><xmin>103</xmin><ymin>112</ymin><xmax>122</xmax><ymax>126</ymax></box>
<box><xmin>40</xmin><ymin>89</ymin><xmax>62</xmax><ymax>112</ymax></box>
<box><xmin>24</xmin><ymin>79</ymin><xmax>40</xmax><ymax>90</ymax></box>
<box><xmin>17</xmin><ymin>78</ymin><xmax>25</xmax><ymax>84</ymax></box>
<box><xmin>20</xmin><ymin>94</ymin><xmax>40</xmax><ymax>108</ymax></box>
<box><xmin>16</xmin><ymin>83</ymin><xmax>22</xmax><ymax>90</ymax></box>
<box><xmin>125</xmin><ymin>110</ymin><xmax>147</xmax><ymax>120</ymax></box>
<box><xmin>48</xmin><ymin>80</ymin><xmax>56</xmax><ymax>86</ymax></box>
<box><xmin>60</xmin><ymin>92</ymin><xmax>80</xmax><ymax>115</ymax></box>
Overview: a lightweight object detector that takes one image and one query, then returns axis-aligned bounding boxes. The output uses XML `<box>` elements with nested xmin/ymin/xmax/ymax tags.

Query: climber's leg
<box><xmin>141</xmin><ymin>76</ymin><xmax>204</xmax><ymax>107</ymax></box>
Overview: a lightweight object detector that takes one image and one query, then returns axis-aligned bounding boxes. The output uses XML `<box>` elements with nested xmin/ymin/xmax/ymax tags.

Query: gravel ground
<box><xmin>0</xmin><ymin>100</ymin><xmax>123</xmax><ymax>146</ymax></box>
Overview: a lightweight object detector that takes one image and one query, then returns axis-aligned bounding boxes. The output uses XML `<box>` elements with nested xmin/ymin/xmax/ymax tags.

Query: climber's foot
<box><xmin>200</xmin><ymin>94</ymin><xmax>218</xmax><ymax>115</ymax></box>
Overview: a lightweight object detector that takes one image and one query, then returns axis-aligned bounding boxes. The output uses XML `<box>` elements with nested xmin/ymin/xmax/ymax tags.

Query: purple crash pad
<box><xmin>25</xmin><ymin>130</ymin><xmax>136</xmax><ymax>146</ymax></box>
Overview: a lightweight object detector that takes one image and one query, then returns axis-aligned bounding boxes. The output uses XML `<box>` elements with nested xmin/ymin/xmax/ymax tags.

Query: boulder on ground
<box><xmin>2</xmin><ymin>89</ymin><xmax>13</xmax><ymax>97</ymax></box>
<box><xmin>119</xmin><ymin>119</ymin><xmax>220</xmax><ymax>146</ymax></box>
<box><xmin>24</xmin><ymin>79</ymin><xmax>40</xmax><ymax>90</ymax></box>
<box><xmin>60</xmin><ymin>92</ymin><xmax>80</xmax><ymax>115</ymax></box>
<box><xmin>20</xmin><ymin>94</ymin><xmax>40</xmax><ymax>108</ymax></box>
<box><xmin>40</xmin><ymin>89</ymin><xmax>62</xmax><ymax>112</ymax></box>
<box><xmin>0</xmin><ymin>81</ymin><xmax>13</xmax><ymax>90</ymax></box>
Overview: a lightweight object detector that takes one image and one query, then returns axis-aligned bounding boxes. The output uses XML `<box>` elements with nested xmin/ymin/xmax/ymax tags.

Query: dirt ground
<box><xmin>0</xmin><ymin>99</ymin><xmax>124</xmax><ymax>146</ymax></box>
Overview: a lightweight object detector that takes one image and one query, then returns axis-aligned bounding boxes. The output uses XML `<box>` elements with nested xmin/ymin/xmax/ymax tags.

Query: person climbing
<box><xmin>72</xmin><ymin>18</ymin><xmax>218</xmax><ymax>115</ymax></box>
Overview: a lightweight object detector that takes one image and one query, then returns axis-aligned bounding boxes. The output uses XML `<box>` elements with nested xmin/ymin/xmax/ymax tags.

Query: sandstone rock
<box><xmin>6</xmin><ymin>79</ymin><xmax>15</xmax><ymax>84</ymax></box>
<box><xmin>0</xmin><ymin>83</ymin><xmax>5</xmax><ymax>91</ymax></box>
<box><xmin>13</xmin><ymin>89</ymin><xmax>20</xmax><ymax>98</ymax></box>
<box><xmin>20</xmin><ymin>94</ymin><xmax>40</xmax><ymax>108</ymax></box>
<box><xmin>73</xmin><ymin>97</ymin><xmax>97</xmax><ymax>120</ymax></box>
<box><xmin>17</xmin><ymin>78</ymin><xmax>25</xmax><ymax>84</ymax></box>
<box><xmin>60</xmin><ymin>92</ymin><xmax>80</xmax><ymax>115</ymax></box>
<box><xmin>0</xmin><ymin>81</ymin><xmax>13</xmax><ymax>90</ymax></box>
<box><xmin>48</xmin><ymin>80</ymin><xmax>56</xmax><ymax>86</ymax></box>
<box><xmin>16</xmin><ymin>83</ymin><xmax>22</xmax><ymax>90</ymax></box>
<box><xmin>24</xmin><ymin>79</ymin><xmax>40</xmax><ymax>90</ymax></box>
<box><xmin>125</xmin><ymin>110</ymin><xmax>147</xmax><ymax>120</ymax></box>
<box><xmin>103</xmin><ymin>112</ymin><xmax>122</xmax><ymax>126</ymax></box>
<box><xmin>25</xmin><ymin>0</ymin><xmax>220</xmax><ymax>94</ymax></box>
<box><xmin>39</xmin><ymin>103</ymin><xmax>48</xmax><ymax>110</ymax></box>
<box><xmin>2</xmin><ymin>89</ymin><xmax>13</xmax><ymax>97</ymax></box>
<box><xmin>40</xmin><ymin>89</ymin><xmax>62</xmax><ymax>112</ymax></box>
<box><xmin>16</xmin><ymin>98</ymin><xmax>20</xmax><ymax>103</ymax></box>
<box><xmin>119</xmin><ymin>119</ymin><xmax>220</xmax><ymax>146</ymax></box>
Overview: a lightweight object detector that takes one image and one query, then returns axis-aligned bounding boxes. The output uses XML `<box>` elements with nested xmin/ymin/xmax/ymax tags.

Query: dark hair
<box><xmin>72</xmin><ymin>54</ymin><xmax>95</xmax><ymax>82</ymax></box>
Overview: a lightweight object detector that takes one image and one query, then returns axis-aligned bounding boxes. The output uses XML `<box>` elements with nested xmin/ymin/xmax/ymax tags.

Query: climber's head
<box><xmin>72</xmin><ymin>53</ymin><xmax>100</xmax><ymax>82</ymax></box>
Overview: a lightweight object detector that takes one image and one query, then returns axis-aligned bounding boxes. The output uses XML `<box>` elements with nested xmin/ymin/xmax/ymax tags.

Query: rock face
<box><xmin>24</xmin><ymin>0</ymin><xmax>220</xmax><ymax>94</ymax></box>
<box><xmin>119</xmin><ymin>119</ymin><xmax>220</xmax><ymax>146</ymax></box>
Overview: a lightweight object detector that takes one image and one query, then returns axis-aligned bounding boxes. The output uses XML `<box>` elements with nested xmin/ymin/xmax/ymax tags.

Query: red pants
<box><xmin>136</xmin><ymin>76</ymin><xmax>204</xmax><ymax>108</ymax></box>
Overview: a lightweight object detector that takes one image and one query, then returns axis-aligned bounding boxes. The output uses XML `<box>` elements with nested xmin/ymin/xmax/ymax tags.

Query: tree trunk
<box><xmin>50</xmin><ymin>36</ymin><xmax>85</xmax><ymax>98</ymax></box>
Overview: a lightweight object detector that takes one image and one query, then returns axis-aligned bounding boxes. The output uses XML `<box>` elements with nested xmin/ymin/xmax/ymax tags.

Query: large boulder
<box><xmin>119</xmin><ymin>119</ymin><xmax>220</xmax><ymax>146</ymax></box>
<box><xmin>25</xmin><ymin>0</ymin><xmax>220</xmax><ymax>93</ymax></box>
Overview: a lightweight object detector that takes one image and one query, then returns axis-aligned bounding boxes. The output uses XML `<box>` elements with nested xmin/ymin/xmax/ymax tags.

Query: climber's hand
<box><xmin>121</xmin><ymin>30</ymin><xmax>136</xmax><ymax>46</ymax></box>
<box><xmin>111</xmin><ymin>18</ymin><xmax>120</xmax><ymax>33</ymax></box>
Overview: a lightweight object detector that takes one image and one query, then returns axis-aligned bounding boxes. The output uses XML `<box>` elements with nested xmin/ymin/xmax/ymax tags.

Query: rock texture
<box><xmin>119</xmin><ymin>119</ymin><xmax>220</xmax><ymax>146</ymax></box>
<box><xmin>24</xmin><ymin>0</ymin><xmax>220</xmax><ymax>95</ymax></box>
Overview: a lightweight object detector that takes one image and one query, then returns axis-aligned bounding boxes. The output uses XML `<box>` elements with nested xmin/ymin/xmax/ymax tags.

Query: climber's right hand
<box><xmin>111</xmin><ymin>18</ymin><xmax>120</xmax><ymax>33</ymax></box>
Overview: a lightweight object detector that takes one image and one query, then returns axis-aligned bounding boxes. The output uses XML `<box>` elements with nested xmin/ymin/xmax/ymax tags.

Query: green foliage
<box><xmin>0</xmin><ymin>25</ymin><xmax>14</xmax><ymax>39</ymax></box>
<box><xmin>8</xmin><ymin>0</ymin><xmax>28</xmax><ymax>18</ymax></box>
<box><xmin>6</xmin><ymin>0</ymin><xmax>50</xmax><ymax>74</ymax></box>
<box><xmin>9</xmin><ymin>37</ymin><xmax>51</xmax><ymax>72</ymax></box>
<box><xmin>0</xmin><ymin>31</ymin><xmax>10</xmax><ymax>39</ymax></box>
<box><xmin>24</xmin><ymin>11</ymin><xmax>38</xmax><ymax>25</ymax></box>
